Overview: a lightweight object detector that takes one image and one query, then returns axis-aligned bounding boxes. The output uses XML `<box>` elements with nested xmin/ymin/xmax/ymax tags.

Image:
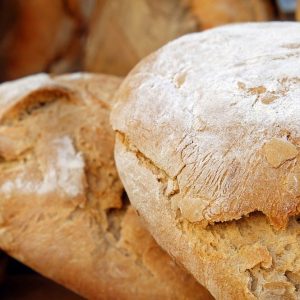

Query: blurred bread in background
<box><xmin>0</xmin><ymin>0</ymin><xmax>277</xmax><ymax>81</ymax></box>
<box><xmin>84</xmin><ymin>0</ymin><xmax>197</xmax><ymax>76</ymax></box>
<box><xmin>186</xmin><ymin>0</ymin><xmax>275</xmax><ymax>29</ymax></box>
<box><xmin>0</xmin><ymin>0</ymin><xmax>94</xmax><ymax>81</ymax></box>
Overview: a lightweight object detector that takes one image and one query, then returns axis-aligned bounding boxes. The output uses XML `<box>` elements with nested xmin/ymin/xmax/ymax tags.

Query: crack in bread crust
<box><xmin>115</xmin><ymin>138</ymin><xmax>300</xmax><ymax>299</ymax></box>
<box><xmin>116</xmin><ymin>131</ymin><xmax>182</xmax><ymax>199</ymax></box>
<box><xmin>116</xmin><ymin>131</ymin><xmax>300</xmax><ymax>229</ymax></box>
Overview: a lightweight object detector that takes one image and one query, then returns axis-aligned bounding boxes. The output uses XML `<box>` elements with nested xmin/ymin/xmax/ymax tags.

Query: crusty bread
<box><xmin>112</xmin><ymin>22</ymin><xmax>300</xmax><ymax>299</ymax></box>
<box><xmin>297</xmin><ymin>0</ymin><xmax>300</xmax><ymax>20</ymax></box>
<box><xmin>0</xmin><ymin>73</ymin><xmax>212</xmax><ymax>299</ymax></box>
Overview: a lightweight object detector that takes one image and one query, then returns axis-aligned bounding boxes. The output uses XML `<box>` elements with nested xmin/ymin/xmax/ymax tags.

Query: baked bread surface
<box><xmin>0</xmin><ymin>73</ymin><xmax>212</xmax><ymax>299</ymax></box>
<box><xmin>112</xmin><ymin>22</ymin><xmax>300</xmax><ymax>299</ymax></box>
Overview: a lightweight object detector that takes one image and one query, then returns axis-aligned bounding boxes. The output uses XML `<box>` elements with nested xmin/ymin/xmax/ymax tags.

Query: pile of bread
<box><xmin>0</xmin><ymin>20</ymin><xmax>300</xmax><ymax>300</ymax></box>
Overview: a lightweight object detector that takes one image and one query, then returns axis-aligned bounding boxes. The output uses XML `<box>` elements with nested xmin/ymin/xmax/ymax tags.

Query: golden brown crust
<box><xmin>0</xmin><ymin>73</ymin><xmax>212</xmax><ymax>300</ymax></box>
<box><xmin>112</xmin><ymin>23</ymin><xmax>300</xmax><ymax>299</ymax></box>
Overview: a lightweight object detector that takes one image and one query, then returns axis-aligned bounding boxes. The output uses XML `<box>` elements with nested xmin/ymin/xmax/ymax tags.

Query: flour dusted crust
<box><xmin>0</xmin><ymin>73</ymin><xmax>212</xmax><ymax>299</ymax></box>
<box><xmin>112</xmin><ymin>23</ymin><xmax>300</xmax><ymax>299</ymax></box>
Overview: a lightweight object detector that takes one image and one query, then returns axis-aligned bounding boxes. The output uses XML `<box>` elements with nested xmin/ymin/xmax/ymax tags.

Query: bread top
<box><xmin>0</xmin><ymin>73</ymin><xmax>212</xmax><ymax>300</ymax></box>
<box><xmin>112</xmin><ymin>22</ymin><xmax>300</xmax><ymax>229</ymax></box>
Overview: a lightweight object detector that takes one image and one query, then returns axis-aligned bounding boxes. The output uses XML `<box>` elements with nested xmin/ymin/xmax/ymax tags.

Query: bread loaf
<box><xmin>0</xmin><ymin>73</ymin><xmax>212</xmax><ymax>299</ymax></box>
<box><xmin>112</xmin><ymin>22</ymin><xmax>300</xmax><ymax>299</ymax></box>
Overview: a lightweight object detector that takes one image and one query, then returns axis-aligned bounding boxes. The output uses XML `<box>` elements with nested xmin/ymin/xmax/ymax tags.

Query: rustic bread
<box><xmin>112</xmin><ymin>22</ymin><xmax>300</xmax><ymax>299</ymax></box>
<box><xmin>0</xmin><ymin>73</ymin><xmax>212</xmax><ymax>299</ymax></box>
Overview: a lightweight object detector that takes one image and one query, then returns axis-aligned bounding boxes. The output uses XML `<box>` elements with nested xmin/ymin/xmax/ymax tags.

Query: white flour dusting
<box><xmin>0</xmin><ymin>136</ymin><xmax>85</xmax><ymax>197</ymax></box>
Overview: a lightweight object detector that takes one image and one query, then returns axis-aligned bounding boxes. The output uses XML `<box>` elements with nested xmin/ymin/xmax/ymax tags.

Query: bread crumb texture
<box><xmin>112</xmin><ymin>23</ymin><xmax>300</xmax><ymax>299</ymax></box>
<box><xmin>0</xmin><ymin>73</ymin><xmax>212</xmax><ymax>300</ymax></box>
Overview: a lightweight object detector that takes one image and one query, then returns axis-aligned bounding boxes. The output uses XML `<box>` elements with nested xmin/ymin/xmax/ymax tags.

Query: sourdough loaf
<box><xmin>112</xmin><ymin>22</ymin><xmax>300</xmax><ymax>299</ymax></box>
<box><xmin>0</xmin><ymin>73</ymin><xmax>212</xmax><ymax>299</ymax></box>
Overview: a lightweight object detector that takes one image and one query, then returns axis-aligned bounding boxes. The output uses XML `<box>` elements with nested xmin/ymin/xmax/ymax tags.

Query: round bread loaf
<box><xmin>0</xmin><ymin>73</ymin><xmax>212</xmax><ymax>299</ymax></box>
<box><xmin>112</xmin><ymin>22</ymin><xmax>300</xmax><ymax>299</ymax></box>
